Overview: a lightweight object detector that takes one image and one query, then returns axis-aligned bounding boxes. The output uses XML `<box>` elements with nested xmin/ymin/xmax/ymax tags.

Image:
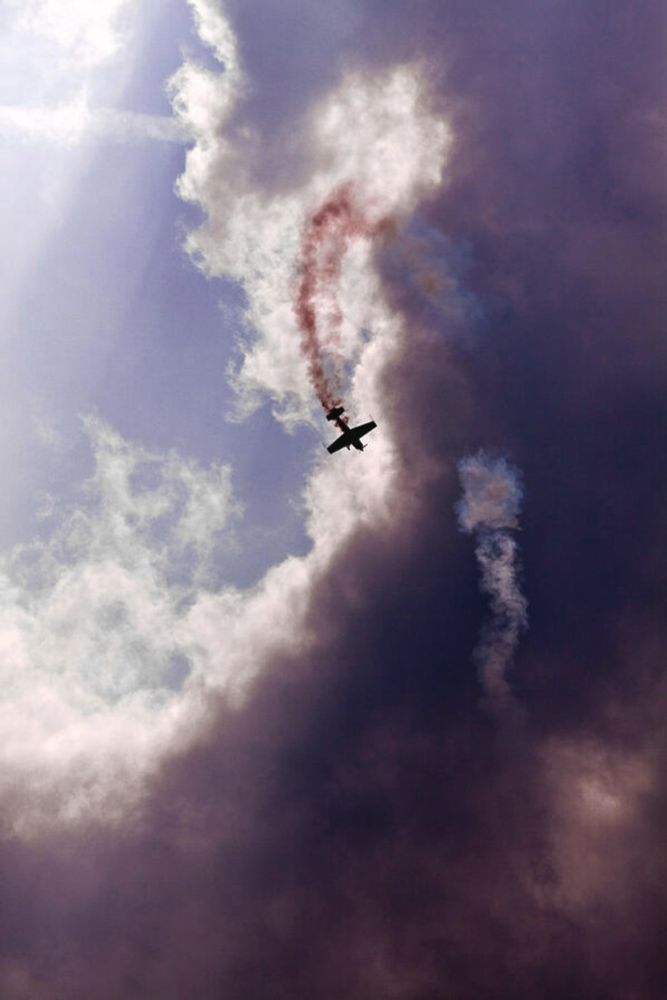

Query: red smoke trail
<box><xmin>295</xmin><ymin>183</ymin><xmax>383</xmax><ymax>413</ymax></box>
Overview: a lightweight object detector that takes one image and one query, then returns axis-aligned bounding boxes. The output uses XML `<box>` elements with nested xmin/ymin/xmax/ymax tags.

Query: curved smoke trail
<box><xmin>295</xmin><ymin>183</ymin><xmax>382</xmax><ymax>413</ymax></box>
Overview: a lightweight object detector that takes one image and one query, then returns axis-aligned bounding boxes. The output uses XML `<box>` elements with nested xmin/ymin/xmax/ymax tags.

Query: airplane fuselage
<box><xmin>333</xmin><ymin>418</ymin><xmax>364</xmax><ymax>449</ymax></box>
<box><xmin>326</xmin><ymin>407</ymin><xmax>376</xmax><ymax>454</ymax></box>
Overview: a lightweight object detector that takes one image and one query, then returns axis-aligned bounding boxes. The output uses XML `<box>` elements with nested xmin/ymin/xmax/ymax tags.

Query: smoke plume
<box><xmin>295</xmin><ymin>183</ymin><xmax>383</xmax><ymax>413</ymax></box>
<box><xmin>457</xmin><ymin>453</ymin><xmax>527</xmax><ymax>711</ymax></box>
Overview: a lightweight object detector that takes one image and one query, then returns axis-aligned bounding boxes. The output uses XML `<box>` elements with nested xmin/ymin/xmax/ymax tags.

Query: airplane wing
<box><xmin>354</xmin><ymin>421</ymin><xmax>377</xmax><ymax>439</ymax></box>
<box><xmin>327</xmin><ymin>435</ymin><xmax>348</xmax><ymax>454</ymax></box>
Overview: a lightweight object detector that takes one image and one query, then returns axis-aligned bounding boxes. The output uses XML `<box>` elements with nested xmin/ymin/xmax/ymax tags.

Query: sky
<box><xmin>0</xmin><ymin>1</ymin><xmax>665</xmax><ymax>997</ymax></box>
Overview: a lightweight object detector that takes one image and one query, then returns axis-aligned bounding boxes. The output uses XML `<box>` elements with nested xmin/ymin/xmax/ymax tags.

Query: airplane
<box><xmin>325</xmin><ymin>406</ymin><xmax>377</xmax><ymax>454</ymax></box>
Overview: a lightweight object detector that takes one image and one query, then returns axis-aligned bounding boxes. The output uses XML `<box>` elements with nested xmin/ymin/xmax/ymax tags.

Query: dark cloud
<box><xmin>2</xmin><ymin>1</ymin><xmax>666</xmax><ymax>997</ymax></box>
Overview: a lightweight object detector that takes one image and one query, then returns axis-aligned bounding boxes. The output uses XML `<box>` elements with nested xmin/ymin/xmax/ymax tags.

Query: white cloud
<box><xmin>12</xmin><ymin>0</ymin><xmax>133</xmax><ymax>69</ymax></box>
<box><xmin>0</xmin><ymin>2</ymin><xmax>185</xmax><ymax>148</ymax></box>
<box><xmin>167</xmin><ymin>13</ymin><xmax>452</xmax><ymax>567</ymax></box>
<box><xmin>166</xmin><ymin>2</ymin><xmax>456</xmax><ymax>643</ymax></box>
<box><xmin>313</xmin><ymin>66</ymin><xmax>448</xmax><ymax>217</ymax></box>
<box><xmin>186</xmin><ymin>0</ymin><xmax>242</xmax><ymax>78</ymax></box>
<box><xmin>168</xmin><ymin>0</ymin><xmax>243</xmax><ymax>142</ymax></box>
<box><xmin>0</xmin><ymin>417</ymin><xmax>243</xmax><ymax>834</ymax></box>
<box><xmin>169</xmin><ymin>22</ymin><xmax>450</xmax><ymax>425</ymax></box>
<box><xmin>0</xmin><ymin>413</ymin><xmax>393</xmax><ymax>835</ymax></box>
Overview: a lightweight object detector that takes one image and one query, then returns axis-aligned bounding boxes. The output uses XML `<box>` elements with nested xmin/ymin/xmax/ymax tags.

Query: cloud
<box><xmin>169</xmin><ymin>18</ymin><xmax>450</xmax><ymax>424</ymax></box>
<box><xmin>0</xmin><ymin>0</ymin><xmax>459</xmax><ymax>850</ymax></box>
<box><xmin>0</xmin><ymin>0</ymin><xmax>183</xmax><ymax>150</ymax></box>
<box><xmin>186</xmin><ymin>0</ymin><xmax>243</xmax><ymax>76</ymax></box>
<box><xmin>542</xmin><ymin>737</ymin><xmax>656</xmax><ymax>909</ymax></box>
<box><xmin>0</xmin><ymin>416</ymin><xmax>243</xmax><ymax>834</ymax></box>
<box><xmin>11</xmin><ymin>0</ymin><xmax>133</xmax><ymax>69</ymax></box>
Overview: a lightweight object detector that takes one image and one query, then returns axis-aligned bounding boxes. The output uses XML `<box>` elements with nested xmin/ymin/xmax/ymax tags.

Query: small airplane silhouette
<box><xmin>326</xmin><ymin>406</ymin><xmax>377</xmax><ymax>454</ymax></box>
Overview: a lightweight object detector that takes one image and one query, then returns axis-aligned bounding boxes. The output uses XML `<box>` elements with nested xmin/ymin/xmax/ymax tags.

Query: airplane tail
<box><xmin>326</xmin><ymin>406</ymin><xmax>344</xmax><ymax>422</ymax></box>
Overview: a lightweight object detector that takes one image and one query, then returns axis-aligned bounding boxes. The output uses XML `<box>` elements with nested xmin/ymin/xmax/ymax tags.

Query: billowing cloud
<box><xmin>169</xmin><ymin>19</ymin><xmax>449</xmax><ymax>424</ymax></box>
<box><xmin>0</xmin><ymin>393</ymin><xmax>410</xmax><ymax>836</ymax></box>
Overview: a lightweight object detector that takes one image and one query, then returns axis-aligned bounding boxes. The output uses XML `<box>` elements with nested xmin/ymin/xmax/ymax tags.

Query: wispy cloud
<box><xmin>0</xmin><ymin>417</ymin><xmax>242</xmax><ymax>833</ymax></box>
<box><xmin>11</xmin><ymin>0</ymin><xmax>133</xmax><ymax>69</ymax></box>
<box><xmin>0</xmin><ymin>101</ymin><xmax>189</xmax><ymax>145</ymax></box>
<box><xmin>1</xmin><ymin>0</ymin><xmax>187</xmax><ymax>146</ymax></box>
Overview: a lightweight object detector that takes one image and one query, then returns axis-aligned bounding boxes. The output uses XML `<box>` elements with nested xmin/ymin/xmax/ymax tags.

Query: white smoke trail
<box><xmin>456</xmin><ymin>453</ymin><xmax>527</xmax><ymax>712</ymax></box>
